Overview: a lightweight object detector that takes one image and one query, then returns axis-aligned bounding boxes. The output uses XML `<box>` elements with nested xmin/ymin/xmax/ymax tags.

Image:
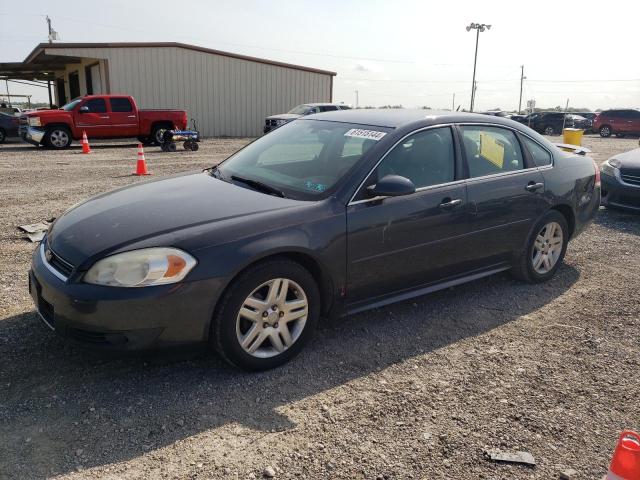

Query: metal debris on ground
<box><xmin>18</xmin><ymin>221</ymin><xmax>52</xmax><ymax>242</ymax></box>
<box><xmin>484</xmin><ymin>448</ymin><xmax>536</xmax><ymax>466</ymax></box>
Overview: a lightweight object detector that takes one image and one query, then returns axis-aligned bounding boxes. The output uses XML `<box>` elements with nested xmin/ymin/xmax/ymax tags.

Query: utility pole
<box><xmin>518</xmin><ymin>65</ymin><xmax>525</xmax><ymax>114</ymax></box>
<box><xmin>466</xmin><ymin>23</ymin><xmax>491</xmax><ymax>112</ymax></box>
<box><xmin>354</xmin><ymin>90</ymin><xmax>359</xmax><ymax>108</ymax></box>
<box><xmin>452</xmin><ymin>93</ymin><xmax>455</xmax><ymax>111</ymax></box>
<box><xmin>45</xmin><ymin>16</ymin><xmax>58</xmax><ymax>107</ymax></box>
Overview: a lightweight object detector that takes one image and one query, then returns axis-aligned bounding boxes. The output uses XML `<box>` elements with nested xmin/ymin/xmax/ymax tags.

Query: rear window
<box><xmin>521</xmin><ymin>136</ymin><xmax>552</xmax><ymax>167</ymax></box>
<box><xmin>110</xmin><ymin>98</ymin><xmax>133</xmax><ymax>112</ymax></box>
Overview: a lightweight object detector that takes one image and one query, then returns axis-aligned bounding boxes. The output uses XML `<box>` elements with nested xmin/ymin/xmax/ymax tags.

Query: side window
<box><xmin>110</xmin><ymin>98</ymin><xmax>133</xmax><ymax>112</ymax></box>
<box><xmin>320</xmin><ymin>105</ymin><xmax>338</xmax><ymax>112</ymax></box>
<box><xmin>461</xmin><ymin>126</ymin><xmax>524</xmax><ymax>177</ymax></box>
<box><xmin>84</xmin><ymin>98</ymin><xmax>107</xmax><ymax>113</ymax></box>
<box><xmin>371</xmin><ymin>127</ymin><xmax>455</xmax><ymax>189</ymax></box>
<box><xmin>521</xmin><ymin>136</ymin><xmax>552</xmax><ymax>167</ymax></box>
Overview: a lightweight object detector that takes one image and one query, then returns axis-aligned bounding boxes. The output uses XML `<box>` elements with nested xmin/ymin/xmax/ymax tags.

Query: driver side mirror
<box><xmin>79</xmin><ymin>106</ymin><xmax>89</xmax><ymax>113</ymax></box>
<box><xmin>367</xmin><ymin>175</ymin><xmax>416</xmax><ymax>197</ymax></box>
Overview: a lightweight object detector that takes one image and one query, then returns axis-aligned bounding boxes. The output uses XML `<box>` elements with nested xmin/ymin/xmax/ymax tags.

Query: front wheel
<box><xmin>211</xmin><ymin>259</ymin><xmax>320</xmax><ymax>371</ymax></box>
<box><xmin>44</xmin><ymin>127</ymin><xmax>72</xmax><ymax>149</ymax></box>
<box><xmin>543</xmin><ymin>125</ymin><xmax>555</xmax><ymax>136</ymax></box>
<box><xmin>0</xmin><ymin>128</ymin><xmax>6</xmax><ymax>143</ymax></box>
<box><xmin>599</xmin><ymin>125</ymin><xmax>612</xmax><ymax>138</ymax></box>
<box><xmin>511</xmin><ymin>210</ymin><xmax>569</xmax><ymax>283</ymax></box>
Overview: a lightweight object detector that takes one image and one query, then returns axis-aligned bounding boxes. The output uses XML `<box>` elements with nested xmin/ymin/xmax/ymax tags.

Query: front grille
<box><xmin>621</xmin><ymin>173</ymin><xmax>640</xmax><ymax>186</ymax></box>
<box><xmin>45</xmin><ymin>244</ymin><xmax>74</xmax><ymax>278</ymax></box>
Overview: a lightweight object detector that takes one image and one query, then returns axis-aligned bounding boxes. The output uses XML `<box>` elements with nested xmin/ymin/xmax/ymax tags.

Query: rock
<box><xmin>485</xmin><ymin>448</ymin><xmax>536</xmax><ymax>466</ymax></box>
<box><xmin>560</xmin><ymin>468</ymin><xmax>578</xmax><ymax>479</ymax></box>
<box><xmin>263</xmin><ymin>466</ymin><xmax>276</xmax><ymax>478</ymax></box>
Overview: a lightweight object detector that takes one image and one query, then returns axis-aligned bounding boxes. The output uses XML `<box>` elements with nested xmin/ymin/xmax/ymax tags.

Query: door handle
<box><xmin>99</xmin><ymin>116</ymin><xmax>110</xmax><ymax>119</ymax></box>
<box><xmin>128</xmin><ymin>115</ymin><xmax>136</xmax><ymax>118</ymax></box>
<box><xmin>525</xmin><ymin>182</ymin><xmax>544</xmax><ymax>192</ymax></box>
<box><xmin>439</xmin><ymin>198</ymin><xmax>462</xmax><ymax>209</ymax></box>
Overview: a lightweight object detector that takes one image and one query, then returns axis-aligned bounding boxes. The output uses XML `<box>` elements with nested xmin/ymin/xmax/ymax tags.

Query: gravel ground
<box><xmin>0</xmin><ymin>135</ymin><xmax>638</xmax><ymax>480</ymax></box>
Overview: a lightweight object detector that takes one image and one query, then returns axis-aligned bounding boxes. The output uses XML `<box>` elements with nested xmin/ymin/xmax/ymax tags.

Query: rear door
<box><xmin>108</xmin><ymin>97</ymin><xmax>138</xmax><ymax>137</ymax></box>
<box><xmin>75</xmin><ymin>98</ymin><xmax>110</xmax><ymax>137</ymax></box>
<box><xmin>624</xmin><ymin>110</ymin><xmax>640</xmax><ymax>134</ymax></box>
<box><xmin>346</xmin><ymin>126</ymin><xmax>470</xmax><ymax>305</ymax></box>
<box><xmin>459</xmin><ymin>124</ymin><xmax>548</xmax><ymax>266</ymax></box>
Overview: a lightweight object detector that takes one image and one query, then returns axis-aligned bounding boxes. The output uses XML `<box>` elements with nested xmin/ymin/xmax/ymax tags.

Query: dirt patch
<box><xmin>0</xmin><ymin>135</ymin><xmax>638</xmax><ymax>479</ymax></box>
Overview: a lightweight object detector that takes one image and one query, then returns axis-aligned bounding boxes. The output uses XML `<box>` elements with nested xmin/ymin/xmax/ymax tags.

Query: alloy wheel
<box><xmin>235</xmin><ymin>278</ymin><xmax>308</xmax><ymax>358</ymax></box>
<box><xmin>544</xmin><ymin>126</ymin><xmax>554</xmax><ymax>136</ymax></box>
<box><xmin>50</xmin><ymin>129</ymin><xmax>69</xmax><ymax>148</ymax></box>
<box><xmin>531</xmin><ymin>221</ymin><xmax>563</xmax><ymax>275</ymax></box>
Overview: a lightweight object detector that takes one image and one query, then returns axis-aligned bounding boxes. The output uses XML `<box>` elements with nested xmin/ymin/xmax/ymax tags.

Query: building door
<box><xmin>85</xmin><ymin>63</ymin><xmax>103</xmax><ymax>95</ymax></box>
<box><xmin>56</xmin><ymin>78</ymin><xmax>66</xmax><ymax>106</ymax></box>
<box><xmin>68</xmin><ymin>72</ymin><xmax>80</xmax><ymax>99</ymax></box>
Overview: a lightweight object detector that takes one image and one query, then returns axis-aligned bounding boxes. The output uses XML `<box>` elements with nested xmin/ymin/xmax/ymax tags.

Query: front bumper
<box><xmin>29</xmin><ymin>240</ymin><xmax>225</xmax><ymax>350</ymax></box>
<box><xmin>21</xmin><ymin>126</ymin><xmax>46</xmax><ymax>146</ymax></box>
<box><xmin>601</xmin><ymin>171</ymin><xmax>640</xmax><ymax>212</ymax></box>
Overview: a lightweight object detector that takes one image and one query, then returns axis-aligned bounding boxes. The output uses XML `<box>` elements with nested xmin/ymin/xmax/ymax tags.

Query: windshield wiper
<box><xmin>230</xmin><ymin>175</ymin><xmax>286</xmax><ymax>198</ymax></box>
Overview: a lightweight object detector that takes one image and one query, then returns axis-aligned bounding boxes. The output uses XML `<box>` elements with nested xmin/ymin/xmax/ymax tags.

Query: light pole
<box><xmin>518</xmin><ymin>65</ymin><xmax>526</xmax><ymax>114</ymax></box>
<box><xmin>354</xmin><ymin>90</ymin><xmax>359</xmax><ymax>108</ymax></box>
<box><xmin>466</xmin><ymin>22</ymin><xmax>491</xmax><ymax>112</ymax></box>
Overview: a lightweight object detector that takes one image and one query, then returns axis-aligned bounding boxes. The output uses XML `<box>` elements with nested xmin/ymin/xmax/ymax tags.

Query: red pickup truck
<box><xmin>21</xmin><ymin>95</ymin><xmax>188</xmax><ymax>149</ymax></box>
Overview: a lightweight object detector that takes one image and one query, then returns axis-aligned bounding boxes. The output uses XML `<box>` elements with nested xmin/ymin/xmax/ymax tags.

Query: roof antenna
<box><xmin>46</xmin><ymin>16</ymin><xmax>59</xmax><ymax>43</ymax></box>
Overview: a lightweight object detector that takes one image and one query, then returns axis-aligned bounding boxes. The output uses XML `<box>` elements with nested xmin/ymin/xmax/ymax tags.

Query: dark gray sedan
<box><xmin>30</xmin><ymin>110</ymin><xmax>600</xmax><ymax>370</ymax></box>
<box><xmin>601</xmin><ymin>145</ymin><xmax>640</xmax><ymax>212</ymax></box>
<box><xmin>0</xmin><ymin>112</ymin><xmax>20</xmax><ymax>143</ymax></box>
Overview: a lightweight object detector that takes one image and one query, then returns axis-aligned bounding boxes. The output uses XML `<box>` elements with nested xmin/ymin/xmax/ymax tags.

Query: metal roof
<box><xmin>0</xmin><ymin>42</ymin><xmax>336</xmax><ymax>81</ymax></box>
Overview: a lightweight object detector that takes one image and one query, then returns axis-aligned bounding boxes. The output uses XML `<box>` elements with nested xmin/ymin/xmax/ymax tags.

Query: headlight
<box><xmin>84</xmin><ymin>248</ymin><xmax>197</xmax><ymax>287</ymax></box>
<box><xmin>601</xmin><ymin>158</ymin><xmax>621</xmax><ymax>176</ymax></box>
<box><xmin>28</xmin><ymin>116</ymin><xmax>41</xmax><ymax>127</ymax></box>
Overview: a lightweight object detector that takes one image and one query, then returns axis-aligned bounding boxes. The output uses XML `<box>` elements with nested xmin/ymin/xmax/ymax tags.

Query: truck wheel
<box><xmin>0</xmin><ymin>128</ymin><xmax>6</xmax><ymax>144</ymax></box>
<box><xmin>150</xmin><ymin>126</ymin><xmax>170</xmax><ymax>146</ymax></box>
<box><xmin>44</xmin><ymin>127</ymin><xmax>72</xmax><ymax>149</ymax></box>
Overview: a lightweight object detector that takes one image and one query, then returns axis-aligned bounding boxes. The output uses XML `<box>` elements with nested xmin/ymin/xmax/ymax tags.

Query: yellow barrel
<box><xmin>563</xmin><ymin>128</ymin><xmax>584</xmax><ymax>146</ymax></box>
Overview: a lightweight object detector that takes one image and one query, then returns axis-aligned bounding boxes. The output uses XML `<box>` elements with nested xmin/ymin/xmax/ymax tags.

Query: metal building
<box><xmin>0</xmin><ymin>42</ymin><xmax>336</xmax><ymax>137</ymax></box>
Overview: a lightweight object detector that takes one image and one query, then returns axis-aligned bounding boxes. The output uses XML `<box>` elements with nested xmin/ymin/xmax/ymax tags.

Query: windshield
<box><xmin>216</xmin><ymin>120</ymin><xmax>389</xmax><ymax>200</ymax></box>
<box><xmin>287</xmin><ymin>104</ymin><xmax>313</xmax><ymax>115</ymax></box>
<box><xmin>61</xmin><ymin>98</ymin><xmax>83</xmax><ymax>111</ymax></box>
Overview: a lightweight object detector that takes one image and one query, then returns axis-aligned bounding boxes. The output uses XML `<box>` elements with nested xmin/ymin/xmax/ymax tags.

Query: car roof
<box><xmin>304</xmin><ymin>103</ymin><xmax>348</xmax><ymax>107</ymax></box>
<box><xmin>302</xmin><ymin>108</ymin><xmax>521</xmax><ymax>129</ymax></box>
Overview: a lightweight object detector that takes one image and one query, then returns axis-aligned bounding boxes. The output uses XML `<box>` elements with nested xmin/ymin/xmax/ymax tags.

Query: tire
<box><xmin>44</xmin><ymin>126</ymin><xmax>72</xmax><ymax>149</ymax></box>
<box><xmin>0</xmin><ymin>128</ymin><xmax>6</xmax><ymax>144</ymax></box>
<box><xmin>167</xmin><ymin>142</ymin><xmax>177</xmax><ymax>152</ymax></box>
<box><xmin>543</xmin><ymin>125</ymin><xmax>555</xmax><ymax>136</ymax></box>
<box><xmin>150</xmin><ymin>125</ymin><xmax>170</xmax><ymax>146</ymax></box>
<box><xmin>211</xmin><ymin>258</ymin><xmax>320</xmax><ymax>371</ymax></box>
<box><xmin>511</xmin><ymin>210</ymin><xmax>569</xmax><ymax>283</ymax></box>
<box><xmin>599</xmin><ymin>125</ymin><xmax>612</xmax><ymax>138</ymax></box>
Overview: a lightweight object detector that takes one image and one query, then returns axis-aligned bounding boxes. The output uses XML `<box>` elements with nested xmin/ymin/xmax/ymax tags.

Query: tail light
<box><xmin>593</xmin><ymin>159</ymin><xmax>601</xmax><ymax>188</ymax></box>
<box><xmin>182</xmin><ymin>112</ymin><xmax>188</xmax><ymax>128</ymax></box>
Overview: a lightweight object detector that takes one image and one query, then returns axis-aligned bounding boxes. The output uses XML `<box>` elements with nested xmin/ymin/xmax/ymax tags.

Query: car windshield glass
<box><xmin>287</xmin><ymin>104</ymin><xmax>312</xmax><ymax>115</ymax></box>
<box><xmin>216</xmin><ymin>120</ymin><xmax>389</xmax><ymax>200</ymax></box>
<box><xmin>61</xmin><ymin>98</ymin><xmax>83</xmax><ymax>111</ymax></box>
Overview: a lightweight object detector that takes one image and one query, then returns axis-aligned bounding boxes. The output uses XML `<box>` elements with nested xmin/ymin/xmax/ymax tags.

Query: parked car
<box><xmin>600</xmin><ymin>146</ymin><xmax>640</xmax><ymax>211</ymax></box>
<box><xmin>0</xmin><ymin>112</ymin><xmax>20</xmax><ymax>143</ymax></box>
<box><xmin>572</xmin><ymin>112</ymin><xmax>598</xmax><ymax>133</ymax></box>
<box><xmin>568</xmin><ymin>114</ymin><xmax>593</xmax><ymax>131</ymax></box>
<box><xmin>509</xmin><ymin>114</ymin><xmax>528</xmax><ymax>123</ymax></box>
<box><xmin>264</xmin><ymin>103</ymin><xmax>350</xmax><ymax>133</ymax></box>
<box><xmin>479</xmin><ymin>110</ymin><xmax>510</xmax><ymax>117</ymax></box>
<box><xmin>524</xmin><ymin>112</ymin><xmax>575</xmax><ymax>135</ymax></box>
<box><xmin>30</xmin><ymin>110</ymin><xmax>600</xmax><ymax>370</ymax></box>
<box><xmin>593</xmin><ymin>109</ymin><xmax>640</xmax><ymax>138</ymax></box>
<box><xmin>20</xmin><ymin>95</ymin><xmax>188</xmax><ymax>149</ymax></box>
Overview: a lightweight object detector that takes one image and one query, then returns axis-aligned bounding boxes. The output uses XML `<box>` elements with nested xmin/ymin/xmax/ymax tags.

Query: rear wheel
<box><xmin>599</xmin><ymin>125</ymin><xmax>612</xmax><ymax>137</ymax></box>
<box><xmin>44</xmin><ymin>127</ymin><xmax>71</xmax><ymax>149</ymax></box>
<box><xmin>511</xmin><ymin>210</ymin><xmax>569</xmax><ymax>283</ymax></box>
<box><xmin>211</xmin><ymin>259</ymin><xmax>320</xmax><ymax>371</ymax></box>
<box><xmin>543</xmin><ymin>125</ymin><xmax>555</xmax><ymax>136</ymax></box>
<box><xmin>150</xmin><ymin>125</ymin><xmax>170</xmax><ymax>145</ymax></box>
<box><xmin>0</xmin><ymin>128</ymin><xmax>6</xmax><ymax>143</ymax></box>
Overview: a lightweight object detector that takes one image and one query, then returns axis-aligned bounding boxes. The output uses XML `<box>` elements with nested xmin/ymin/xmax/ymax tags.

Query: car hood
<box><xmin>266</xmin><ymin>114</ymin><xmax>301</xmax><ymax>121</ymax></box>
<box><xmin>47</xmin><ymin>172</ymin><xmax>303</xmax><ymax>267</ymax></box>
<box><xmin>614</xmin><ymin>148</ymin><xmax>640</xmax><ymax>175</ymax></box>
<box><xmin>25</xmin><ymin>109</ymin><xmax>67</xmax><ymax>118</ymax></box>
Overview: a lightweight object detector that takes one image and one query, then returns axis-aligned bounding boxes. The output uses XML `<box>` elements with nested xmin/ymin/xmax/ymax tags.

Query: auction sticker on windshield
<box><xmin>344</xmin><ymin>129</ymin><xmax>387</xmax><ymax>141</ymax></box>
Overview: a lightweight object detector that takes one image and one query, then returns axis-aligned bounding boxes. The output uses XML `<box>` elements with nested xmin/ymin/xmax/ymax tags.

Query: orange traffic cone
<box><xmin>81</xmin><ymin>130</ymin><xmax>91</xmax><ymax>154</ymax></box>
<box><xmin>133</xmin><ymin>143</ymin><xmax>150</xmax><ymax>176</ymax></box>
<box><xmin>606</xmin><ymin>431</ymin><xmax>640</xmax><ymax>480</ymax></box>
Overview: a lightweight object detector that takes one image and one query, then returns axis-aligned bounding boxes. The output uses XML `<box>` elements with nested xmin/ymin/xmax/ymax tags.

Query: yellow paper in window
<box><xmin>479</xmin><ymin>132</ymin><xmax>505</xmax><ymax>168</ymax></box>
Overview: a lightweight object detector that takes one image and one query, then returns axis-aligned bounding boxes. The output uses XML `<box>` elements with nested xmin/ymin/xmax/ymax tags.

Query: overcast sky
<box><xmin>1</xmin><ymin>0</ymin><xmax>639</xmax><ymax>111</ymax></box>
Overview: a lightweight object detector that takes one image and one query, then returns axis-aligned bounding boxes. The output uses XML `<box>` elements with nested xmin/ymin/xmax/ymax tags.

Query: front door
<box><xmin>75</xmin><ymin>98</ymin><xmax>111</xmax><ymax>137</ymax></box>
<box><xmin>346</xmin><ymin>126</ymin><xmax>470</xmax><ymax>306</ymax></box>
<box><xmin>459</xmin><ymin>125</ymin><xmax>548</xmax><ymax>267</ymax></box>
